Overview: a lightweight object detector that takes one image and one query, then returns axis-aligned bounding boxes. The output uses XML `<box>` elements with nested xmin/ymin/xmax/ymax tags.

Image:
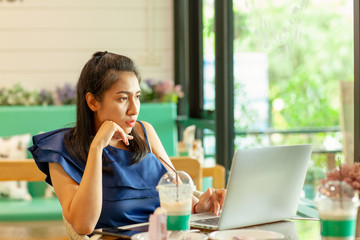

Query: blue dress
<box><xmin>28</xmin><ymin>121</ymin><xmax>168</xmax><ymax>229</ymax></box>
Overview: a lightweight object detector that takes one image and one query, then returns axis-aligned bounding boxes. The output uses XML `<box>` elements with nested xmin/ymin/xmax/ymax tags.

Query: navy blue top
<box><xmin>28</xmin><ymin>121</ymin><xmax>168</xmax><ymax>229</ymax></box>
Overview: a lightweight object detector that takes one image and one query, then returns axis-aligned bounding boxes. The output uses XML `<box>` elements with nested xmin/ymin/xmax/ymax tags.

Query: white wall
<box><xmin>0</xmin><ymin>0</ymin><xmax>173</xmax><ymax>90</ymax></box>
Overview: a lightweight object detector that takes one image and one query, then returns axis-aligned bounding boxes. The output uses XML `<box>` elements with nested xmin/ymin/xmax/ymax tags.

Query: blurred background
<box><xmin>0</xmin><ymin>0</ymin><xmax>358</xmax><ymax>209</ymax></box>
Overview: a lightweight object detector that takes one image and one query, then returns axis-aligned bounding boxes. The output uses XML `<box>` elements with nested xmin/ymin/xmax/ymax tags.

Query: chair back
<box><xmin>203</xmin><ymin>164</ymin><xmax>226</xmax><ymax>189</ymax></box>
<box><xmin>170</xmin><ymin>156</ymin><xmax>226</xmax><ymax>191</ymax></box>
<box><xmin>170</xmin><ymin>156</ymin><xmax>203</xmax><ymax>191</ymax></box>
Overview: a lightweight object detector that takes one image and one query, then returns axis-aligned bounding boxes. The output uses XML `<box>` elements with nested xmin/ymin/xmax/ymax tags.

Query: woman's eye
<box><xmin>118</xmin><ymin>97</ymin><xmax>127</xmax><ymax>101</ymax></box>
<box><xmin>137</xmin><ymin>95</ymin><xmax>142</xmax><ymax>100</ymax></box>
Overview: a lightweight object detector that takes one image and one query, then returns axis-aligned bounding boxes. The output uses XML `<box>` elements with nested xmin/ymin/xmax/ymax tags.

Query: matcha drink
<box><xmin>316</xmin><ymin>181</ymin><xmax>359</xmax><ymax>240</ymax></box>
<box><xmin>318</xmin><ymin>207</ymin><xmax>357</xmax><ymax>240</ymax></box>
<box><xmin>157</xmin><ymin>171</ymin><xmax>194</xmax><ymax>231</ymax></box>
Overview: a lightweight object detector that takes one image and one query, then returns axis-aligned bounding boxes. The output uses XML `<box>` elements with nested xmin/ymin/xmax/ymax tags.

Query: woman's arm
<box><xmin>49</xmin><ymin>120</ymin><xmax>132</xmax><ymax>235</ymax></box>
<box><xmin>140</xmin><ymin>121</ymin><xmax>201</xmax><ymax>211</ymax></box>
<box><xmin>49</xmin><ymin>143</ymin><xmax>103</xmax><ymax>235</ymax></box>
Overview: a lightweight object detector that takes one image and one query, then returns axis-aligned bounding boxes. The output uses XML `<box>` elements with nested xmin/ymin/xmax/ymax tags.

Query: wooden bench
<box><xmin>0</xmin><ymin>159</ymin><xmax>63</xmax><ymax>222</ymax></box>
<box><xmin>0</xmin><ymin>159</ymin><xmax>68</xmax><ymax>240</ymax></box>
<box><xmin>0</xmin><ymin>103</ymin><xmax>179</xmax><ymax>222</ymax></box>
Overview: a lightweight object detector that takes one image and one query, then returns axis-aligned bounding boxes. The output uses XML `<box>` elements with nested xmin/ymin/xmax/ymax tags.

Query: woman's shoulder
<box><xmin>136</xmin><ymin>121</ymin><xmax>156</xmax><ymax>133</ymax></box>
<box><xmin>29</xmin><ymin>127</ymin><xmax>84</xmax><ymax>185</ymax></box>
<box><xmin>30</xmin><ymin>128</ymin><xmax>73</xmax><ymax>154</ymax></box>
<box><xmin>33</xmin><ymin>127</ymin><xmax>71</xmax><ymax>137</ymax></box>
<box><xmin>135</xmin><ymin>121</ymin><xmax>158</xmax><ymax>149</ymax></box>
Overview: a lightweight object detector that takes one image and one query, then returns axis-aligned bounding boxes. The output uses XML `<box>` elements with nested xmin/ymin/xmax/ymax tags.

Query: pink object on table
<box><xmin>148</xmin><ymin>208</ymin><xmax>167</xmax><ymax>240</ymax></box>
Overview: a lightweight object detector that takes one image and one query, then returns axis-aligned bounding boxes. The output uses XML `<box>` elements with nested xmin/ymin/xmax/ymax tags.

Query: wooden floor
<box><xmin>0</xmin><ymin>220</ymin><xmax>68</xmax><ymax>240</ymax></box>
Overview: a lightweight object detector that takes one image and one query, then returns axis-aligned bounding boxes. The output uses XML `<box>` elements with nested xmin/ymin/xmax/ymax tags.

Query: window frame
<box><xmin>354</xmin><ymin>0</ymin><xmax>360</xmax><ymax>163</ymax></box>
<box><xmin>174</xmin><ymin>0</ymin><xmax>235</xmax><ymax>172</ymax></box>
<box><xmin>174</xmin><ymin>0</ymin><xmax>360</xmax><ymax>168</ymax></box>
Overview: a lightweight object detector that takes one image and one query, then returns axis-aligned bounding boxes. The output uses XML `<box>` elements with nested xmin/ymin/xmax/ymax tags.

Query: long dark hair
<box><xmin>64</xmin><ymin>51</ymin><xmax>149</xmax><ymax>164</ymax></box>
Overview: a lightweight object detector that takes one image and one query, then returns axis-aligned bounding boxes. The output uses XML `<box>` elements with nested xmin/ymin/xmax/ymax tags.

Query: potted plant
<box><xmin>0</xmin><ymin>81</ymin><xmax>183</xmax><ymax>156</ymax></box>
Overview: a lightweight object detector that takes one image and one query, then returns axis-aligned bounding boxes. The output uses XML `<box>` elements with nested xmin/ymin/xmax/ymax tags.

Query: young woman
<box><xmin>29</xmin><ymin>51</ymin><xmax>226</xmax><ymax>235</ymax></box>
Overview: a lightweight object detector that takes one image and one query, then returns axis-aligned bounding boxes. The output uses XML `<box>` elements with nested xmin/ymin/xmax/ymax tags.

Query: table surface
<box><xmin>92</xmin><ymin>218</ymin><xmax>321</xmax><ymax>240</ymax></box>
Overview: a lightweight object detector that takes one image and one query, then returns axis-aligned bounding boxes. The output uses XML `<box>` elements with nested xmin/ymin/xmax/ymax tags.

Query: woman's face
<box><xmin>94</xmin><ymin>71</ymin><xmax>141</xmax><ymax>134</ymax></box>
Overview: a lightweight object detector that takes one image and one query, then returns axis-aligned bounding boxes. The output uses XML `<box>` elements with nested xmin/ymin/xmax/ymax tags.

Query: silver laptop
<box><xmin>190</xmin><ymin>144</ymin><xmax>312</xmax><ymax>230</ymax></box>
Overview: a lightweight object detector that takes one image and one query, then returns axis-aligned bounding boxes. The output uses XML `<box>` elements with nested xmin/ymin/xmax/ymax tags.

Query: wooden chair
<box><xmin>0</xmin><ymin>159</ymin><xmax>88</xmax><ymax>240</ymax></box>
<box><xmin>170</xmin><ymin>156</ymin><xmax>203</xmax><ymax>191</ymax></box>
<box><xmin>203</xmin><ymin>164</ymin><xmax>226</xmax><ymax>189</ymax></box>
<box><xmin>169</xmin><ymin>156</ymin><xmax>226</xmax><ymax>191</ymax></box>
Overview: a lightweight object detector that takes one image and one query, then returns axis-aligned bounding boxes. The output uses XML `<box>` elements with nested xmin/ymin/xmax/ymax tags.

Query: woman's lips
<box><xmin>125</xmin><ymin>120</ymin><xmax>136</xmax><ymax>127</ymax></box>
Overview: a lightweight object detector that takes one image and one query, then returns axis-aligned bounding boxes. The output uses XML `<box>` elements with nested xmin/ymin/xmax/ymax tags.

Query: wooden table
<box><xmin>92</xmin><ymin>218</ymin><xmax>321</xmax><ymax>240</ymax></box>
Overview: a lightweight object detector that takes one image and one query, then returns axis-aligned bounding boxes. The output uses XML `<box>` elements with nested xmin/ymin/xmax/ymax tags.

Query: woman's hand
<box><xmin>91</xmin><ymin>120</ymin><xmax>134</xmax><ymax>150</ymax></box>
<box><xmin>194</xmin><ymin>188</ymin><xmax>226</xmax><ymax>215</ymax></box>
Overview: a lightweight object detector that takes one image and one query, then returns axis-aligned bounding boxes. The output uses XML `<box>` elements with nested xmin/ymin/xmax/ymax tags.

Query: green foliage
<box><xmin>294</xmin><ymin>219</ymin><xmax>320</xmax><ymax>239</ymax></box>
<box><xmin>1</xmin><ymin>80</ymin><xmax>182</xmax><ymax>106</ymax></box>
<box><xmin>232</xmin><ymin>3</ymin><xmax>352</xmax><ymax>129</ymax></box>
<box><xmin>272</xmin><ymin>71</ymin><xmax>339</xmax><ymax>127</ymax></box>
<box><xmin>234</xmin><ymin>81</ymin><xmax>258</xmax><ymax>130</ymax></box>
<box><xmin>305</xmin><ymin>165</ymin><xmax>326</xmax><ymax>185</ymax></box>
<box><xmin>0</xmin><ymin>84</ymin><xmax>38</xmax><ymax>106</ymax></box>
<box><xmin>228</xmin><ymin>2</ymin><xmax>352</xmax><ymax>169</ymax></box>
<box><xmin>0</xmin><ymin>83</ymin><xmax>74</xmax><ymax>106</ymax></box>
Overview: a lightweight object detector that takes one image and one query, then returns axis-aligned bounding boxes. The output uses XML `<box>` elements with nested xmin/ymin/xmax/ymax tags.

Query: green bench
<box><xmin>0</xmin><ymin>198</ymin><xmax>62</xmax><ymax>221</ymax></box>
<box><xmin>0</xmin><ymin>103</ymin><xmax>177</xmax><ymax>222</ymax></box>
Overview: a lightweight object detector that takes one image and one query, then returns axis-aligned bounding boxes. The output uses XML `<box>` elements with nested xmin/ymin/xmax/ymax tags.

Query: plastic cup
<box><xmin>157</xmin><ymin>171</ymin><xmax>194</xmax><ymax>231</ymax></box>
<box><xmin>316</xmin><ymin>181</ymin><xmax>359</xmax><ymax>240</ymax></box>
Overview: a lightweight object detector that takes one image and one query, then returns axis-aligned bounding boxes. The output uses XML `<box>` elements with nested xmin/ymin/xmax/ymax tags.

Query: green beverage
<box><xmin>319</xmin><ymin>211</ymin><xmax>357</xmax><ymax>240</ymax></box>
<box><xmin>162</xmin><ymin>197</ymin><xmax>192</xmax><ymax>230</ymax></box>
<box><xmin>157</xmin><ymin>171</ymin><xmax>194</xmax><ymax>231</ymax></box>
<box><xmin>316</xmin><ymin>181</ymin><xmax>359</xmax><ymax>240</ymax></box>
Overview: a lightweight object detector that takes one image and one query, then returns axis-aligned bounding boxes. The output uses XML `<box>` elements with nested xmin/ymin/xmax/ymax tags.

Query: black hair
<box><xmin>64</xmin><ymin>51</ymin><xmax>149</xmax><ymax>164</ymax></box>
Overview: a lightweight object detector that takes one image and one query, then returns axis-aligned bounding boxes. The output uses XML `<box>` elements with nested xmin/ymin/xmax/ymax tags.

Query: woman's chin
<box><xmin>124</xmin><ymin>127</ymin><xmax>133</xmax><ymax>135</ymax></box>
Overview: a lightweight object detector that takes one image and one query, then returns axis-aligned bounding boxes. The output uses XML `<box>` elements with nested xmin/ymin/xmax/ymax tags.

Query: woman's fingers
<box><xmin>210</xmin><ymin>188</ymin><xmax>220</xmax><ymax>215</ymax></box>
<box><xmin>111</xmin><ymin>122</ymin><xmax>134</xmax><ymax>145</ymax></box>
<box><xmin>196</xmin><ymin>188</ymin><xmax>211</xmax><ymax>213</ymax></box>
<box><xmin>95</xmin><ymin>120</ymin><xmax>134</xmax><ymax>148</ymax></box>
<box><xmin>197</xmin><ymin>187</ymin><xmax>227</xmax><ymax>215</ymax></box>
<box><xmin>215</xmin><ymin>188</ymin><xmax>226</xmax><ymax>209</ymax></box>
<box><xmin>112</xmin><ymin>130</ymin><xmax>133</xmax><ymax>145</ymax></box>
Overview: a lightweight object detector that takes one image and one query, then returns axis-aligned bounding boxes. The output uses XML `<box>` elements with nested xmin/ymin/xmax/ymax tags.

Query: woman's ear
<box><xmin>86</xmin><ymin>92</ymin><xmax>99</xmax><ymax>112</ymax></box>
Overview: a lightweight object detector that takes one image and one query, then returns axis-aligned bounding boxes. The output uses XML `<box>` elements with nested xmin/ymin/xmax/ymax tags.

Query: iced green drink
<box><xmin>157</xmin><ymin>171</ymin><xmax>194</xmax><ymax>231</ymax></box>
<box><xmin>316</xmin><ymin>181</ymin><xmax>359</xmax><ymax>240</ymax></box>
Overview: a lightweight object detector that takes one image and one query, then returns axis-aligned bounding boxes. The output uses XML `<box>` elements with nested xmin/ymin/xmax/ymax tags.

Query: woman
<box><xmin>29</xmin><ymin>51</ymin><xmax>226</xmax><ymax>235</ymax></box>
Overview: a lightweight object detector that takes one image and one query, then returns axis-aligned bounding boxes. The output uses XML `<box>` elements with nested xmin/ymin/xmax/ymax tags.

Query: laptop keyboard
<box><xmin>193</xmin><ymin>216</ymin><xmax>220</xmax><ymax>226</ymax></box>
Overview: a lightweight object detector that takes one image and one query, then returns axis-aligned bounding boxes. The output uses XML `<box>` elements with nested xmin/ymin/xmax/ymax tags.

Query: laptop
<box><xmin>190</xmin><ymin>144</ymin><xmax>312</xmax><ymax>230</ymax></box>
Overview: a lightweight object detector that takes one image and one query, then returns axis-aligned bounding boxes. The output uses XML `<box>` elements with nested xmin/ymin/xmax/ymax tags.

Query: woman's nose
<box><xmin>127</xmin><ymin>98</ymin><xmax>139</xmax><ymax>116</ymax></box>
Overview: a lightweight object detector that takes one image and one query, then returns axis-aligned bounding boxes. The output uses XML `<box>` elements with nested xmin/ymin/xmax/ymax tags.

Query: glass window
<box><xmin>202</xmin><ymin>0</ymin><xmax>216</xmax><ymax>166</ymax></box>
<box><xmin>201</xmin><ymin>0</ymin><xmax>354</xmax><ymax>200</ymax></box>
<box><xmin>203</xmin><ymin>0</ymin><xmax>215</xmax><ymax>111</ymax></box>
<box><xmin>233</xmin><ymin>0</ymin><xmax>354</xmax><ymax>200</ymax></box>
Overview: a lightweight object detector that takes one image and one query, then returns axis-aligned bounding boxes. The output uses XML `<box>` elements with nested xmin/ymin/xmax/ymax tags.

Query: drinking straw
<box><xmin>158</xmin><ymin>157</ymin><xmax>179</xmax><ymax>201</ymax></box>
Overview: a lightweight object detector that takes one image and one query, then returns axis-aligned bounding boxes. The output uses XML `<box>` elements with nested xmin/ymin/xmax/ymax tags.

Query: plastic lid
<box><xmin>316</xmin><ymin>180</ymin><xmax>358</xmax><ymax>203</ymax></box>
<box><xmin>157</xmin><ymin>170</ymin><xmax>194</xmax><ymax>188</ymax></box>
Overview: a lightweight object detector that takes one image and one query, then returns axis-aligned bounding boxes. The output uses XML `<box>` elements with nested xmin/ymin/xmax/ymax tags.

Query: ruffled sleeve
<box><xmin>28</xmin><ymin>128</ymin><xmax>85</xmax><ymax>186</ymax></box>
